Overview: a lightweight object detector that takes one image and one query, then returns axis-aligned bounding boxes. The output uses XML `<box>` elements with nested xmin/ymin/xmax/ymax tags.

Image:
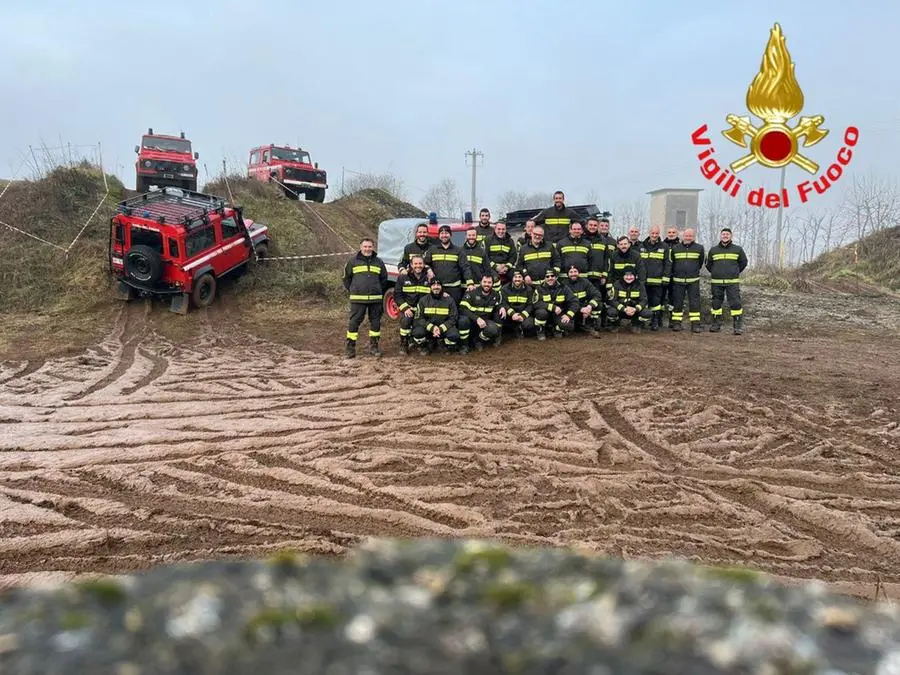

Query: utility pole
<box><xmin>465</xmin><ymin>148</ymin><xmax>483</xmax><ymax>216</ymax></box>
<box><xmin>775</xmin><ymin>166</ymin><xmax>786</xmax><ymax>268</ymax></box>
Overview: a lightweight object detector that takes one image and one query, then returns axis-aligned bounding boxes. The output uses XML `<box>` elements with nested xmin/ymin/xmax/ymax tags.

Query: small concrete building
<box><xmin>647</xmin><ymin>188</ymin><xmax>702</xmax><ymax>230</ymax></box>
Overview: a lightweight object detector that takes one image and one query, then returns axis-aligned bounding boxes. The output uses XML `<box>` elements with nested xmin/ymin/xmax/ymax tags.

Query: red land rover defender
<box><xmin>247</xmin><ymin>144</ymin><xmax>327</xmax><ymax>202</ymax></box>
<box><xmin>110</xmin><ymin>187</ymin><xmax>270</xmax><ymax>314</ymax></box>
<box><xmin>134</xmin><ymin>128</ymin><xmax>200</xmax><ymax>193</ymax></box>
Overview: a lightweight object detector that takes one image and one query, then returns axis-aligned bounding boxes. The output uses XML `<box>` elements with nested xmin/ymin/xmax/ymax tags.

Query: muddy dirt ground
<box><xmin>1</xmin><ymin>285</ymin><xmax>899</xmax><ymax>602</ymax></box>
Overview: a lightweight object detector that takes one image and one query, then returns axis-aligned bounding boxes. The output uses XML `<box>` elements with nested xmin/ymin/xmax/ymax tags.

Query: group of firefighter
<box><xmin>342</xmin><ymin>191</ymin><xmax>748</xmax><ymax>357</ymax></box>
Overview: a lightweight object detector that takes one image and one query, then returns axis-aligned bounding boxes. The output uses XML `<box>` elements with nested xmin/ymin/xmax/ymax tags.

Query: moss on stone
<box><xmin>453</xmin><ymin>546</ymin><xmax>513</xmax><ymax>574</ymax></box>
<box><xmin>75</xmin><ymin>578</ymin><xmax>126</xmax><ymax>605</ymax></box>
<box><xmin>267</xmin><ymin>549</ymin><xmax>302</xmax><ymax>570</ymax></box>
<box><xmin>483</xmin><ymin>581</ymin><xmax>536</xmax><ymax>610</ymax></box>
<box><xmin>244</xmin><ymin>603</ymin><xmax>340</xmax><ymax>643</ymax></box>
<box><xmin>701</xmin><ymin>565</ymin><xmax>763</xmax><ymax>583</ymax></box>
<box><xmin>60</xmin><ymin>611</ymin><xmax>91</xmax><ymax>630</ymax></box>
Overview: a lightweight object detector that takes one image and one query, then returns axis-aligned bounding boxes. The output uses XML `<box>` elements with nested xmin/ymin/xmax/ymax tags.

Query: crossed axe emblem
<box><xmin>722</xmin><ymin>114</ymin><xmax>828</xmax><ymax>174</ymax></box>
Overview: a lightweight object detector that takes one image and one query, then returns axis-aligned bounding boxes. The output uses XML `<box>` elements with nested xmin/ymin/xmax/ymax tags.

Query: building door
<box><xmin>675</xmin><ymin>210</ymin><xmax>687</xmax><ymax>228</ymax></box>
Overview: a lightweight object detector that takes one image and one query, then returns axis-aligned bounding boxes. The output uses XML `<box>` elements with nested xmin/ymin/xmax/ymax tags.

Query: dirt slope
<box><xmin>799</xmin><ymin>225</ymin><xmax>900</xmax><ymax>293</ymax></box>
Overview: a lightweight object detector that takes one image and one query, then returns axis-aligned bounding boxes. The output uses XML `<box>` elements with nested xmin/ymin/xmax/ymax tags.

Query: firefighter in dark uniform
<box><xmin>515</xmin><ymin>225</ymin><xmax>560</xmax><ymax>287</ymax></box>
<box><xmin>533</xmin><ymin>268</ymin><xmax>579</xmax><ymax>339</ymax></box>
<box><xmin>661</xmin><ymin>225</ymin><xmax>680</xmax><ymax>321</ymax></box>
<box><xmin>475</xmin><ymin>208</ymin><xmax>494</xmax><ymax>245</ymax></box>
<box><xmin>485</xmin><ymin>220</ymin><xmax>517</xmax><ymax>285</ymax></box>
<box><xmin>412</xmin><ymin>277</ymin><xmax>461</xmax><ymax>354</ymax></box>
<box><xmin>459</xmin><ymin>274</ymin><xmax>504</xmax><ymax>352</ymax></box>
<box><xmin>342</xmin><ymin>237</ymin><xmax>388</xmax><ymax>358</ymax></box>
<box><xmin>706</xmin><ymin>227</ymin><xmax>749</xmax><ymax>335</ymax></box>
<box><xmin>499</xmin><ymin>269</ymin><xmax>536</xmax><ymax>338</ymax></box>
<box><xmin>606</xmin><ymin>236</ymin><xmax>646</xmax><ymax>293</ymax></box>
<box><xmin>639</xmin><ymin>225</ymin><xmax>672</xmax><ymax>331</ymax></box>
<box><xmin>606</xmin><ymin>267</ymin><xmax>652</xmax><ymax>333</ymax></box>
<box><xmin>461</xmin><ymin>228</ymin><xmax>490</xmax><ymax>291</ymax></box>
<box><xmin>562</xmin><ymin>264</ymin><xmax>602</xmax><ymax>337</ymax></box>
<box><xmin>394</xmin><ymin>254</ymin><xmax>430</xmax><ymax>355</ymax></box>
<box><xmin>533</xmin><ymin>190</ymin><xmax>579</xmax><ymax>244</ymax></box>
<box><xmin>423</xmin><ymin>224</ymin><xmax>470</xmax><ymax>305</ymax></box>
<box><xmin>516</xmin><ymin>219</ymin><xmax>535</xmax><ymax>248</ymax></box>
<box><xmin>586</xmin><ymin>217</ymin><xmax>613</xmax><ymax>328</ymax></box>
<box><xmin>555</xmin><ymin>221</ymin><xmax>594</xmax><ymax>276</ymax></box>
<box><xmin>669</xmin><ymin>228</ymin><xmax>705</xmax><ymax>332</ymax></box>
<box><xmin>597</xmin><ymin>217</ymin><xmax>617</xmax><ymax>257</ymax></box>
<box><xmin>399</xmin><ymin>223</ymin><xmax>432</xmax><ymax>272</ymax></box>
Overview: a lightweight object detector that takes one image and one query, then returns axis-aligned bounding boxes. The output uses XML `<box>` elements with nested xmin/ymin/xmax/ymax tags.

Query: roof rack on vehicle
<box><xmin>116</xmin><ymin>186</ymin><xmax>230</xmax><ymax>228</ymax></box>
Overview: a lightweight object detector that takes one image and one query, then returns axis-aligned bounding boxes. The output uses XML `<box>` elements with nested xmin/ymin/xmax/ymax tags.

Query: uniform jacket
<box><xmin>342</xmin><ymin>251</ymin><xmax>388</xmax><ymax>303</ymax></box>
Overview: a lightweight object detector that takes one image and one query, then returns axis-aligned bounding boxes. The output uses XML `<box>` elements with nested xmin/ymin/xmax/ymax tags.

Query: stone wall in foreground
<box><xmin>1</xmin><ymin>539</ymin><xmax>899</xmax><ymax>674</ymax></box>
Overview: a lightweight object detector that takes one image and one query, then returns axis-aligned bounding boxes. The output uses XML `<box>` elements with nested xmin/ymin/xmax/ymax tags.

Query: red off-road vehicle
<box><xmin>134</xmin><ymin>128</ymin><xmax>200</xmax><ymax>193</ymax></box>
<box><xmin>247</xmin><ymin>144</ymin><xmax>327</xmax><ymax>202</ymax></box>
<box><xmin>109</xmin><ymin>187</ymin><xmax>270</xmax><ymax>314</ymax></box>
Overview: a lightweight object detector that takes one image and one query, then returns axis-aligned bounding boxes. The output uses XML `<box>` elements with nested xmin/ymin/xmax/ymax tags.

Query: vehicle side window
<box><xmin>249</xmin><ymin>150</ymin><xmax>260</xmax><ymax>165</ymax></box>
<box><xmin>129</xmin><ymin>225</ymin><xmax>163</xmax><ymax>252</ymax></box>
<box><xmin>185</xmin><ymin>227</ymin><xmax>216</xmax><ymax>258</ymax></box>
<box><xmin>220</xmin><ymin>216</ymin><xmax>241</xmax><ymax>239</ymax></box>
<box><xmin>114</xmin><ymin>221</ymin><xmax>123</xmax><ymax>243</ymax></box>
<box><xmin>168</xmin><ymin>238</ymin><xmax>180</xmax><ymax>258</ymax></box>
<box><xmin>262</xmin><ymin>150</ymin><xmax>270</xmax><ymax>163</ymax></box>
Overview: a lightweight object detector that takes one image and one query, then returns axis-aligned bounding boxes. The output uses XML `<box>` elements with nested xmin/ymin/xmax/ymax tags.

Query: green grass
<box><xmin>800</xmin><ymin>225</ymin><xmax>900</xmax><ymax>292</ymax></box>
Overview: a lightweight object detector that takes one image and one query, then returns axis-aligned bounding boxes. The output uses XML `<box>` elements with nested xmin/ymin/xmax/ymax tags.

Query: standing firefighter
<box><xmin>533</xmin><ymin>190</ymin><xmax>578</xmax><ymax>244</ymax></box>
<box><xmin>639</xmin><ymin>225</ymin><xmax>671</xmax><ymax>331</ymax></box>
<box><xmin>661</xmin><ymin>226</ymin><xmax>681</xmax><ymax>322</ymax></box>
<box><xmin>342</xmin><ymin>237</ymin><xmax>388</xmax><ymax>358</ymax></box>
<box><xmin>706</xmin><ymin>227</ymin><xmax>748</xmax><ymax>335</ymax></box>
<box><xmin>485</xmin><ymin>221</ymin><xmax>517</xmax><ymax>284</ymax></box>
<box><xmin>515</xmin><ymin>225</ymin><xmax>560</xmax><ymax>286</ymax></box>
<box><xmin>399</xmin><ymin>223</ymin><xmax>432</xmax><ymax>272</ymax></box>
<box><xmin>394</xmin><ymin>254</ymin><xmax>431</xmax><ymax>355</ymax></box>
<box><xmin>669</xmin><ymin>228</ymin><xmax>705</xmax><ymax>333</ymax></box>
<box><xmin>423</xmin><ymin>224</ymin><xmax>470</xmax><ymax>305</ymax></box>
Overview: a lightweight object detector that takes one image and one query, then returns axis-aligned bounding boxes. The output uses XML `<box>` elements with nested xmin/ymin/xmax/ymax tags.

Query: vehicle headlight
<box><xmin>183</xmin><ymin>164</ymin><xmax>190</xmax><ymax>171</ymax></box>
<box><xmin>143</xmin><ymin>160</ymin><xmax>152</xmax><ymax>168</ymax></box>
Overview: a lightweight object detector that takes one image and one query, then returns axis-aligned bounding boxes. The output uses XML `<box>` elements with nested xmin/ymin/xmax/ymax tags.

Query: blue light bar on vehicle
<box><xmin>464</xmin><ymin>211</ymin><xmax>473</xmax><ymax>223</ymax></box>
<box><xmin>428</xmin><ymin>212</ymin><xmax>438</xmax><ymax>224</ymax></box>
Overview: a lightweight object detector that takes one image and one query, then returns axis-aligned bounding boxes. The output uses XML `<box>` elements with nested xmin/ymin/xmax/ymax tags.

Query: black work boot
<box><xmin>536</xmin><ymin>327</ymin><xmax>546</xmax><ymax>341</ymax></box>
<box><xmin>691</xmin><ymin>323</ymin><xmax>704</xmax><ymax>333</ymax></box>
<box><xmin>670</xmin><ymin>320</ymin><xmax>682</xmax><ymax>331</ymax></box>
<box><xmin>369</xmin><ymin>337</ymin><xmax>382</xmax><ymax>357</ymax></box>
<box><xmin>733</xmin><ymin>315</ymin><xmax>744</xmax><ymax>335</ymax></box>
<box><xmin>650</xmin><ymin>312</ymin><xmax>660</xmax><ymax>331</ymax></box>
<box><xmin>398</xmin><ymin>337</ymin><xmax>409</xmax><ymax>355</ymax></box>
<box><xmin>709</xmin><ymin>315</ymin><xmax>722</xmax><ymax>332</ymax></box>
<box><xmin>345</xmin><ymin>339</ymin><xmax>356</xmax><ymax>358</ymax></box>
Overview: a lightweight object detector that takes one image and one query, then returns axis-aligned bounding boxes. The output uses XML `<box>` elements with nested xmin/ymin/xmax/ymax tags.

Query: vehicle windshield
<box><xmin>271</xmin><ymin>147</ymin><xmax>311</xmax><ymax>164</ymax></box>
<box><xmin>142</xmin><ymin>136</ymin><xmax>192</xmax><ymax>154</ymax></box>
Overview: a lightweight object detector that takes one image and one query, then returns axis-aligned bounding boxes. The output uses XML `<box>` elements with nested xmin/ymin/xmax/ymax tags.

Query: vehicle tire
<box><xmin>282</xmin><ymin>185</ymin><xmax>299</xmax><ymax>200</ymax></box>
<box><xmin>191</xmin><ymin>273</ymin><xmax>217</xmax><ymax>308</ymax></box>
<box><xmin>383</xmin><ymin>287</ymin><xmax>400</xmax><ymax>320</ymax></box>
<box><xmin>124</xmin><ymin>245</ymin><xmax>162</xmax><ymax>284</ymax></box>
<box><xmin>135</xmin><ymin>177</ymin><xmax>146</xmax><ymax>193</ymax></box>
<box><xmin>309</xmin><ymin>188</ymin><xmax>325</xmax><ymax>203</ymax></box>
<box><xmin>254</xmin><ymin>242</ymin><xmax>269</xmax><ymax>261</ymax></box>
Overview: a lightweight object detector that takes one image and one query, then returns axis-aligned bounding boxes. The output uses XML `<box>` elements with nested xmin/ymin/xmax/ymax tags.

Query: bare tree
<box><xmin>497</xmin><ymin>190</ymin><xmax>553</xmax><ymax>215</ymax></box>
<box><xmin>340</xmin><ymin>171</ymin><xmax>407</xmax><ymax>200</ymax></box>
<box><xmin>609</xmin><ymin>198</ymin><xmax>649</xmax><ymax>234</ymax></box>
<box><xmin>843</xmin><ymin>172</ymin><xmax>900</xmax><ymax>242</ymax></box>
<box><xmin>583</xmin><ymin>188</ymin><xmax>601</xmax><ymax>205</ymax></box>
<box><xmin>422</xmin><ymin>178</ymin><xmax>464</xmax><ymax>218</ymax></box>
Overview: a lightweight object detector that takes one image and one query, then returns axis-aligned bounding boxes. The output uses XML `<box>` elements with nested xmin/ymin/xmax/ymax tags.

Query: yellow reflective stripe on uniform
<box><xmin>489</xmin><ymin>245</ymin><xmax>512</xmax><ymax>253</ymax></box>
<box><xmin>505</xmin><ymin>295</ymin><xmax>529</xmax><ymax>302</ymax></box>
<box><xmin>710</xmin><ymin>278</ymin><xmax>741</xmax><ymax>284</ymax></box>
<box><xmin>423</xmin><ymin>307</ymin><xmax>450</xmax><ymax>315</ymax></box>
<box><xmin>349</xmin><ymin>294</ymin><xmax>382</xmax><ymax>301</ymax></box>
<box><xmin>573</xmin><ymin>291</ymin><xmax>586</xmax><ymax>298</ymax></box>
<box><xmin>559</xmin><ymin>245</ymin><xmax>589</xmax><ymax>254</ymax></box>
<box><xmin>646</xmin><ymin>277</ymin><xmax>664</xmax><ymax>284</ymax></box>
<box><xmin>523</xmin><ymin>251</ymin><xmax>552</xmax><ymax>260</ymax></box>
<box><xmin>403</xmin><ymin>285</ymin><xmax>430</xmax><ymax>293</ymax></box>
<box><xmin>673</xmin><ymin>277</ymin><xmax>700</xmax><ymax>283</ymax></box>
<box><xmin>467</xmin><ymin>255</ymin><xmax>484</xmax><ymax>263</ymax></box>
<box><xmin>544</xmin><ymin>218</ymin><xmax>570</xmax><ymax>225</ymax></box>
<box><xmin>642</xmin><ymin>252</ymin><xmax>664</xmax><ymax>259</ymax></box>
<box><xmin>711</xmin><ymin>253</ymin><xmax>740</xmax><ymax>260</ymax></box>
<box><xmin>674</xmin><ymin>252</ymin><xmax>701</xmax><ymax>259</ymax></box>
<box><xmin>351</xmin><ymin>265</ymin><xmax>381</xmax><ymax>273</ymax></box>
<box><xmin>430</xmin><ymin>253</ymin><xmax>458</xmax><ymax>261</ymax></box>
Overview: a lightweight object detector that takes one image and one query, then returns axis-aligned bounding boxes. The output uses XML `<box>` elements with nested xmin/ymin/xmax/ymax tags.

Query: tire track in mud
<box><xmin>1</xmin><ymin>329</ymin><xmax>900</xmax><ymax>595</ymax></box>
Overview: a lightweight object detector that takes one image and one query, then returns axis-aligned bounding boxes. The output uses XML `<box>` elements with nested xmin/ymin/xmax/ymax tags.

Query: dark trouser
<box><xmin>503</xmin><ymin>316</ymin><xmax>531</xmax><ymax>336</ymax></box>
<box><xmin>646</xmin><ymin>284</ymin><xmax>665</xmax><ymax>314</ymax></box>
<box><xmin>459</xmin><ymin>316</ymin><xmax>501</xmax><ymax>344</ymax></box>
<box><xmin>606</xmin><ymin>305</ymin><xmax>652</xmax><ymax>326</ymax></box>
<box><xmin>661</xmin><ymin>280</ymin><xmax>675</xmax><ymax>312</ymax></box>
<box><xmin>590</xmin><ymin>277</ymin><xmax>610</xmax><ymax>326</ymax></box>
<box><xmin>546</xmin><ymin>309</ymin><xmax>577</xmax><ymax>335</ymax></box>
<box><xmin>522</xmin><ymin>307</ymin><xmax>548</xmax><ymax>336</ymax></box>
<box><xmin>347</xmin><ymin>302</ymin><xmax>382</xmax><ymax>341</ymax></box>
<box><xmin>411</xmin><ymin>320</ymin><xmax>460</xmax><ymax>349</ymax></box>
<box><xmin>670</xmin><ymin>281</ymin><xmax>701</xmax><ymax>325</ymax></box>
<box><xmin>399</xmin><ymin>312</ymin><xmax>415</xmax><ymax>340</ymax></box>
<box><xmin>443</xmin><ymin>285</ymin><xmax>463</xmax><ymax>305</ymax></box>
<box><xmin>710</xmin><ymin>283</ymin><xmax>743</xmax><ymax>319</ymax></box>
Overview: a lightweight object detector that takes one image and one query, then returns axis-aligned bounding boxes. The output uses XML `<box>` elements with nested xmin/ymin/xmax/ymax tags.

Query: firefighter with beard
<box><xmin>562</xmin><ymin>264</ymin><xmax>602</xmax><ymax>337</ymax></box>
<box><xmin>461</xmin><ymin>227</ymin><xmax>490</xmax><ymax>290</ymax></box>
<box><xmin>639</xmin><ymin>225</ymin><xmax>672</xmax><ymax>331</ymax></box>
<box><xmin>485</xmin><ymin>220</ymin><xmax>517</xmax><ymax>285</ymax></box>
<box><xmin>661</xmin><ymin>225</ymin><xmax>680</xmax><ymax>321</ymax></box>
<box><xmin>534</xmin><ymin>268</ymin><xmax>579</xmax><ymax>339</ymax></box>
<box><xmin>399</xmin><ymin>223</ymin><xmax>432</xmax><ymax>272</ymax></box>
<box><xmin>342</xmin><ymin>237</ymin><xmax>388</xmax><ymax>358</ymax></box>
<box><xmin>475</xmin><ymin>208</ymin><xmax>494</xmax><ymax>244</ymax></box>
<box><xmin>585</xmin><ymin>217</ymin><xmax>612</xmax><ymax>327</ymax></box>
<box><xmin>515</xmin><ymin>225</ymin><xmax>560</xmax><ymax>286</ymax></box>
<box><xmin>499</xmin><ymin>269</ymin><xmax>536</xmax><ymax>339</ymax></box>
<box><xmin>607</xmin><ymin>268</ymin><xmax>651</xmax><ymax>333</ymax></box>
<box><xmin>597</xmin><ymin>217</ymin><xmax>617</xmax><ymax>257</ymax></box>
<box><xmin>459</xmin><ymin>273</ymin><xmax>504</xmax><ymax>352</ymax></box>
<box><xmin>706</xmin><ymin>227</ymin><xmax>748</xmax><ymax>335</ymax></box>
<box><xmin>516</xmin><ymin>219</ymin><xmax>535</xmax><ymax>248</ymax></box>
<box><xmin>555</xmin><ymin>221</ymin><xmax>593</xmax><ymax>276</ymax></box>
<box><xmin>669</xmin><ymin>227</ymin><xmax>705</xmax><ymax>333</ymax></box>
<box><xmin>423</xmin><ymin>224</ymin><xmax>470</xmax><ymax>305</ymax></box>
<box><xmin>533</xmin><ymin>190</ymin><xmax>578</xmax><ymax>244</ymax></box>
<box><xmin>606</xmin><ymin>236</ymin><xmax>646</xmax><ymax>292</ymax></box>
<box><xmin>394</xmin><ymin>254</ymin><xmax>430</xmax><ymax>355</ymax></box>
<box><xmin>412</xmin><ymin>277</ymin><xmax>461</xmax><ymax>355</ymax></box>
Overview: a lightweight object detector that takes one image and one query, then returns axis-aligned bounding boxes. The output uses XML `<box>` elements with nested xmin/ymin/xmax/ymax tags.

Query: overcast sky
<box><xmin>2</xmin><ymin>0</ymin><xmax>898</xmax><ymax>215</ymax></box>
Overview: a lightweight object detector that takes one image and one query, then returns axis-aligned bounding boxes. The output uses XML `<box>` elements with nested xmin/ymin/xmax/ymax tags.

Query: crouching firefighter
<box><xmin>394</xmin><ymin>254</ymin><xmax>430</xmax><ymax>355</ymax></box>
<box><xmin>459</xmin><ymin>274</ymin><xmax>504</xmax><ymax>352</ymax></box>
<box><xmin>705</xmin><ymin>227</ymin><xmax>748</xmax><ymax>335</ymax></box>
<box><xmin>562</xmin><ymin>264</ymin><xmax>602</xmax><ymax>337</ymax></box>
<box><xmin>533</xmin><ymin>268</ymin><xmax>579</xmax><ymax>340</ymax></box>
<box><xmin>342</xmin><ymin>237</ymin><xmax>388</xmax><ymax>358</ymax></box>
<box><xmin>499</xmin><ymin>269</ymin><xmax>536</xmax><ymax>339</ymax></box>
<box><xmin>412</xmin><ymin>277</ymin><xmax>461</xmax><ymax>355</ymax></box>
<box><xmin>607</xmin><ymin>268</ymin><xmax>651</xmax><ymax>333</ymax></box>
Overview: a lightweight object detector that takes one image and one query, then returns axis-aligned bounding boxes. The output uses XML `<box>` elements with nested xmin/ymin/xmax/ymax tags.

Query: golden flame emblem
<box><xmin>722</xmin><ymin>23</ymin><xmax>828</xmax><ymax>174</ymax></box>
